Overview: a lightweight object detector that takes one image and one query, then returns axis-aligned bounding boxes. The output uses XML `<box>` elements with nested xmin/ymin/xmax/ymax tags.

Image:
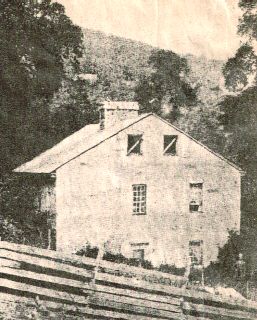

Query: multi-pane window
<box><xmin>189</xmin><ymin>183</ymin><xmax>203</xmax><ymax>212</ymax></box>
<box><xmin>133</xmin><ymin>184</ymin><xmax>146</xmax><ymax>215</ymax></box>
<box><xmin>163</xmin><ymin>135</ymin><xmax>177</xmax><ymax>155</ymax></box>
<box><xmin>127</xmin><ymin>134</ymin><xmax>143</xmax><ymax>155</ymax></box>
<box><xmin>189</xmin><ymin>240</ymin><xmax>203</xmax><ymax>266</ymax></box>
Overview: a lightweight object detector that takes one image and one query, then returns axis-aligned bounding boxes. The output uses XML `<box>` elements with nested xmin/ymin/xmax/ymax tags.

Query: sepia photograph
<box><xmin>0</xmin><ymin>0</ymin><xmax>257</xmax><ymax>318</ymax></box>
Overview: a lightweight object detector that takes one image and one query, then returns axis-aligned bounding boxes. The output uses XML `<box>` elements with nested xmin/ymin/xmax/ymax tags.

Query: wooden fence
<box><xmin>0</xmin><ymin>241</ymin><xmax>257</xmax><ymax>319</ymax></box>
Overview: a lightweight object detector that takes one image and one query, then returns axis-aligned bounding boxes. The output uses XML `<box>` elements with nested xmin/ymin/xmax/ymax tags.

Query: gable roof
<box><xmin>14</xmin><ymin>113</ymin><xmax>151</xmax><ymax>174</ymax></box>
<box><xmin>14</xmin><ymin>113</ymin><xmax>243</xmax><ymax>174</ymax></box>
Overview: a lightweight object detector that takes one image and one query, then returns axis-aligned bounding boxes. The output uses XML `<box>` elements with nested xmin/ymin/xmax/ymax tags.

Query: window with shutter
<box><xmin>189</xmin><ymin>183</ymin><xmax>203</xmax><ymax>212</ymax></box>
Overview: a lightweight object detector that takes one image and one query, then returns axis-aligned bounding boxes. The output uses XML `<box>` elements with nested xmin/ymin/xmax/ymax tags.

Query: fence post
<box><xmin>180</xmin><ymin>297</ymin><xmax>187</xmax><ymax>319</ymax></box>
<box><xmin>92</xmin><ymin>242</ymin><xmax>105</xmax><ymax>285</ymax></box>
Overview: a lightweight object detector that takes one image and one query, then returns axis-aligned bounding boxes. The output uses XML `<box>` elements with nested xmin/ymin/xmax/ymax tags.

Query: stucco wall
<box><xmin>55</xmin><ymin>116</ymin><xmax>241</xmax><ymax>267</ymax></box>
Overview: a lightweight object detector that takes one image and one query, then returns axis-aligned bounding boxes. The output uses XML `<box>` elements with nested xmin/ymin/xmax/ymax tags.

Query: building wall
<box><xmin>55</xmin><ymin>116</ymin><xmax>241</xmax><ymax>267</ymax></box>
<box><xmin>35</xmin><ymin>177</ymin><xmax>56</xmax><ymax>249</ymax></box>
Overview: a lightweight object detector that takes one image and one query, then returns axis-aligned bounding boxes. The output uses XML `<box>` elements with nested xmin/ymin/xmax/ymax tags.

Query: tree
<box><xmin>223</xmin><ymin>44</ymin><xmax>256</xmax><ymax>92</ymax></box>
<box><xmin>135</xmin><ymin>49</ymin><xmax>198</xmax><ymax>122</ymax></box>
<box><xmin>0</xmin><ymin>174</ymin><xmax>49</xmax><ymax>246</ymax></box>
<box><xmin>0</xmin><ymin>0</ymin><xmax>83</xmax><ymax>173</ymax></box>
<box><xmin>223</xmin><ymin>0</ymin><xmax>257</xmax><ymax>93</ymax></box>
<box><xmin>0</xmin><ymin>0</ymin><xmax>87</xmax><ymax>244</ymax></box>
<box><xmin>204</xmin><ymin>231</ymin><xmax>249</xmax><ymax>292</ymax></box>
<box><xmin>220</xmin><ymin>1</ymin><xmax>257</xmax><ymax>273</ymax></box>
<box><xmin>50</xmin><ymin>77</ymin><xmax>99</xmax><ymax>140</ymax></box>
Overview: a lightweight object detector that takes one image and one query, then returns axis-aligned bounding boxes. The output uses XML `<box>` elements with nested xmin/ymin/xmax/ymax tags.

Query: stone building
<box><xmin>14</xmin><ymin>101</ymin><xmax>243</xmax><ymax>268</ymax></box>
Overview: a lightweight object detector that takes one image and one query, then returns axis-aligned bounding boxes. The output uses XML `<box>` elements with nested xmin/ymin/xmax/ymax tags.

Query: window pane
<box><xmin>189</xmin><ymin>183</ymin><xmax>203</xmax><ymax>213</ymax></box>
<box><xmin>164</xmin><ymin>135</ymin><xmax>177</xmax><ymax>155</ymax></box>
<box><xmin>132</xmin><ymin>184</ymin><xmax>147</xmax><ymax>215</ymax></box>
<box><xmin>128</xmin><ymin>135</ymin><xmax>142</xmax><ymax>154</ymax></box>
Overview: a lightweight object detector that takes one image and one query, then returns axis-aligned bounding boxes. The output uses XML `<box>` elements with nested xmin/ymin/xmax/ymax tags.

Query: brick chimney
<box><xmin>99</xmin><ymin>101</ymin><xmax>139</xmax><ymax>130</ymax></box>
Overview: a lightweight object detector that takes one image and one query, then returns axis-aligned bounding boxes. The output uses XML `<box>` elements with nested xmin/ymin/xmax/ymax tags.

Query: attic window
<box><xmin>164</xmin><ymin>135</ymin><xmax>177</xmax><ymax>155</ymax></box>
<box><xmin>127</xmin><ymin>134</ymin><xmax>143</xmax><ymax>155</ymax></box>
<box><xmin>189</xmin><ymin>183</ymin><xmax>203</xmax><ymax>212</ymax></box>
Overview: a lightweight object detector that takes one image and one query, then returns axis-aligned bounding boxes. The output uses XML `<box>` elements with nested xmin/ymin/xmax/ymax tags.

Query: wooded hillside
<box><xmin>81</xmin><ymin>28</ymin><xmax>225</xmax><ymax>106</ymax></box>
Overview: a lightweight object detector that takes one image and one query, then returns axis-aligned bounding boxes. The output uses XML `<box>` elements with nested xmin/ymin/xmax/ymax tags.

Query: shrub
<box><xmin>158</xmin><ymin>263</ymin><xmax>186</xmax><ymax>276</ymax></box>
<box><xmin>76</xmin><ymin>243</ymin><xmax>99</xmax><ymax>259</ymax></box>
<box><xmin>103</xmin><ymin>251</ymin><xmax>128</xmax><ymax>264</ymax></box>
<box><xmin>141</xmin><ymin>259</ymin><xmax>154</xmax><ymax>270</ymax></box>
<box><xmin>76</xmin><ymin>246</ymin><xmax>185</xmax><ymax>278</ymax></box>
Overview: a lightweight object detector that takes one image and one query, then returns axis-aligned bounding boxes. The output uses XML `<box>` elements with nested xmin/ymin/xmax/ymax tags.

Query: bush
<box><xmin>103</xmin><ymin>251</ymin><xmax>128</xmax><ymax>264</ymax></box>
<box><xmin>103</xmin><ymin>251</ymin><xmax>153</xmax><ymax>269</ymax></box>
<box><xmin>204</xmin><ymin>230</ymin><xmax>250</xmax><ymax>290</ymax></box>
<box><xmin>76</xmin><ymin>243</ymin><xmax>99</xmax><ymax>259</ymax></box>
<box><xmin>76</xmin><ymin>246</ymin><xmax>187</xmax><ymax>278</ymax></box>
<box><xmin>141</xmin><ymin>259</ymin><xmax>154</xmax><ymax>270</ymax></box>
<box><xmin>158</xmin><ymin>263</ymin><xmax>186</xmax><ymax>276</ymax></box>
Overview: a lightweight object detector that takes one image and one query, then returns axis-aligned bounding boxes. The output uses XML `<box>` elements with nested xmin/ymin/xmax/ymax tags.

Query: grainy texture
<box><xmin>0</xmin><ymin>242</ymin><xmax>257</xmax><ymax>319</ymax></box>
<box><xmin>55</xmin><ymin>112</ymin><xmax>241</xmax><ymax>266</ymax></box>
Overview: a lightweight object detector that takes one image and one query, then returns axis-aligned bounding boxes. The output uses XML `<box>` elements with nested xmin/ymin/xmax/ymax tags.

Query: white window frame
<box><xmin>132</xmin><ymin>184</ymin><xmax>147</xmax><ymax>215</ymax></box>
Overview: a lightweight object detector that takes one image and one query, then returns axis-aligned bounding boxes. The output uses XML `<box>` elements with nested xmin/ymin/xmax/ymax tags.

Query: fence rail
<box><xmin>0</xmin><ymin>241</ymin><xmax>257</xmax><ymax>319</ymax></box>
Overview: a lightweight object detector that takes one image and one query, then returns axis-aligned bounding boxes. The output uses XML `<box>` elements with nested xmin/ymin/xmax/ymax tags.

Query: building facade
<box><xmin>14</xmin><ymin>102</ymin><xmax>242</xmax><ymax>268</ymax></box>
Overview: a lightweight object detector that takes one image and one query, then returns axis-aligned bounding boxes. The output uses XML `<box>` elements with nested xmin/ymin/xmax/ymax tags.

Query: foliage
<box><xmin>75</xmin><ymin>244</ymin><xmax>153</xmax><ymax>269</ymax></box>
<box><xmin>82</xmin><ymin>29</ymin><xmax>153</xmax><ymax>101</ymax></box>
<box><xmin>223</xmin><ymin>44</ymin><xmax>257</xmax><ymax>92</ymax></box>
<box><xmin>135</xmin><ymin>49</ymin><xmax>198</xmax><ymax>122</ymax></box>
<box><xmin>220</xmin><ymin>1</ymin><xmax>257</xmax><ymax>275</ymax></box>
<box><xmin>185</xmin><ymin>55</ymin><xmax>224</xmax><ymax>106</ymax></box>
<box><xmin>0</xmin><ymin>174</ymin><xmax>49</xmax><ymax>247</ymax></box>
<box><xmin>50</xmin><ymin>77</ymin><xmax>99</xmax><ymax>140</ymax></box>
<box><xmin>239</xmin><ymin>0</ymin><xmax>257</xmax><ymax>39</ymax></box>
<box><xmin>204</xmin><ymin>230</ymin><xmax>251</xmax><ymax>297</ymax></box>
<box><xmin>82</xmin><ymin>29</ymin><xmax>221</xmax><ymax>110</ymax></box>
<box><xmin>0</xmin><ymin>0</ymin><xmax>83</xmax><ymax>173</ymax></box>
<box><xmin>223</xmin><ymin>1</ymin><xmax>257</xmax><ymax>92</ymax></box>
<box><xmin>76</xmin><ymin>245</ymin><xmax>187</xmax><ymax>276</ymax></box>
<box><xmin>159</xmin><ymin>264</ymin><xmax>186</xmax><ymax>276</ymax></box>
<box><xmin>76</xmin><ymin>243</ymin><xmax>99</xmax><ymax>259</ymax></box>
